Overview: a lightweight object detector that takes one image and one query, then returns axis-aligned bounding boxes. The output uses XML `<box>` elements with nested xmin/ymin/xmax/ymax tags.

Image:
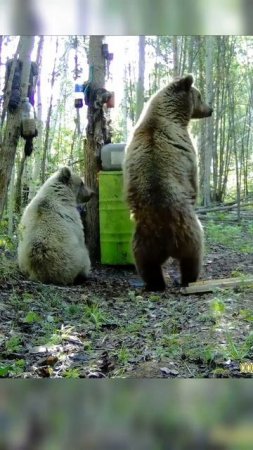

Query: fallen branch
<box><xmin>180</xmin><ymin>276</ymin><xmax>253</xmax><ymax>295</ymax></box>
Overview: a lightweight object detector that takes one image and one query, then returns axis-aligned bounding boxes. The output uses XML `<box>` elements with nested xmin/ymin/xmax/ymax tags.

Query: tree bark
<box><xmin>1</xmin><ymin>39</ymin><xmax>22</xmax><ymax>128</ymax></box>
<box><xmin>29</xmin><ymin>36</ymin><xmax>44</xmax><ymax>200</ymax></box>
<box><xmin>14</xmin><ymin>151</ymin><xmax>26</xmax><ymax>213</ymax></box>
<box><xmin>136</xmin><ymin>36</ymin><xmax>145</xmax><ymax>121</ymax></box>
<box><xmin>41</xmin><ymin>37</ymin><xmax>58</xmax><ymax>183</ymax></box>
<box><xmin>172</xmin><ymin>36</ymin><xmax>179</xmax><ymax>77</ymax></box>
<box><xmin>0</xmin><ymin>36</ymin><xmax>35</xmax><ymax>219</ymax></box>
<box><xmin>85</xmin><ymin>36</ymin><xmax>106</xmax><ymax>264</ymax></box>
<box><xmin>203</xmin><ymin>36</ymin><xmax>214</xmax><ymax>207</ymax></box>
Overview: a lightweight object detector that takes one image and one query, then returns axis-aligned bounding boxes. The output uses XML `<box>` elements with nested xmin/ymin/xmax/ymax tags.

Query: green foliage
<box><xmin>67</xmin><ymin>304</ymin><xmax>83</xmax><ymax>317</ymax></box>
<box><xmin>225</xmin><ymin>333</ymin><xmax>253</xmax><ymax>360</ymax></box>
<box><xmin>239</xmin><ymin>309</ymin><xmax>253</xmax><ymax>322</ymax></box>
<box><xmin>127</xmin><ymin>291</ymin><xmax>136</xmax><ymax>301</ymax></box>
<box><xmin>0</xmin><ymin>359</ymin><xmax>25</xmax><ymax>377</ymax></box>
<box><xmin>117</xmin><ymin>346</ymin><xmax>131</xmax><ymax>365</ymax></box>
<box><xmin>124</xmin><ymin>320</ymin><xmax>146</xmax><ymax>333</ymax></box>
<box><xmin>148</xmin><ymin>294</ymin><xmax>161</xmax><ymax>302</ymax></box>
<box><xmin>63</xmin><ymin>368</ymin><xmax>81</xmax><ymax>378</ymax></box>
<box><xmin>161</xmin><ymin>334</ymin><xmax>183</xmax><ymax>358</ymax></box>
<box><xmin>206</xmin><ymin>221</ymin><xmax>253</xmax><ymax>253</ymax></box>
<box><xmin>23</xmin><ymin>311</ymin><xmax>41</xmax><ymax>324</ymax></box>
<box><xmin>5</xmin><ymin>336</ymin><xmax>22</xmax><ymax>353</ymax></box>
<box><xmin>211</xmin><ymin>298</ymin><xmax>226</xmax><ymax>315</ymax></box>
<box><xmin>83</xmin><ymin>303</ymin><xmax>107</xmax><ymax>329</ymax></box>
<box><xmin>0</xmin><ymin>254</ymin><xmax>19</xmax><ymax>282</ymax></box>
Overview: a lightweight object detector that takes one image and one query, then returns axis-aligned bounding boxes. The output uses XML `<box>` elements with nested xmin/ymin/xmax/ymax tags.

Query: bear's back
<box><xmin>124</xmin><ymin>118</ymin><xmax>196</xmax><ymax>211</ymax></box>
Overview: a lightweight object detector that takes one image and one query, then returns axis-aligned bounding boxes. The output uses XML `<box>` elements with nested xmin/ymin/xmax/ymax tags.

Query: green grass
<box><xmin>63</xmin><ymin>368</ymin><xmax>81</xmax><ymax>378</ymax></box>
<box><xmin>83</xmin><ymin>303</ymin><xmax>108</xmax><ymax>329</ymax></box>
<box><xmin>5</xmin><ymin>336</ymin><xmax>23</xmax><ymax>353</ymax></box>
<box><xmin>0</xmin><ymin>254</ymin><xmax>19</xmax><ymax>282</ymax></box>
<box><xmin>23</xmin><ymin>311</ymin><xmax>41</xmax><ymax>324</ymax></box>
<box><xmin>225</xmin><ymin>333</ymin><xmax>253</xmax><ymax>360</ymax></box>
<box><xmin>210</xmin><ymin>298</ymin><xmax>226</xmax><ymax>315</ymax></box>
<box><xmin>205</xmin><ymin>221</ymin><xmax>253</xmax><ymax>254</ymax></box>
<box><xmin>116</xmin><ymin>346</ymin><xmax>131</xmax><ymax>365</ymax></box>
<box><xmin>0</xmin><ymin>359</ymin><xmax>25</xmax><ymax>377</ymax></box>
<box><xmin>239</xmin><ymin>309</ymin><xmax>253</xmax><ymax>322</ymax></box>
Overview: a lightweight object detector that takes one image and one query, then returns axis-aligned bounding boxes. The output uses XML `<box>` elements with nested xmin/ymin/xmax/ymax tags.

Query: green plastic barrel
<box><xmin>99</xmin><ymin>171</ymin><xmax>135</xmax><ymax>265</ymax></box>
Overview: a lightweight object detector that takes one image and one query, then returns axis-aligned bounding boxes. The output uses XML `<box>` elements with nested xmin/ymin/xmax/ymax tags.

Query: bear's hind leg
<box><xmin>179</xmin><ymin>214</ymin><xmax>203</xmax><ymax>286</ymax></box>
<box><xmin>180</xmin><ymin>255</ymin><xmax>202</xmax><ymax>286</ymax></box>
<box><xmin>136</xmin><ymin>257</ymin><xmax>166</xmax><ymax>291</ymax></box>
<box><xmin>133</xmin><ymin>229</ymin><xmax>166</xmax><ymax>291</ymax></box>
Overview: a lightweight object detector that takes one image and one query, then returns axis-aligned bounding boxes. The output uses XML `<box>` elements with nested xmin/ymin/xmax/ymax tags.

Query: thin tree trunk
<box><xmin>188</xmin><ymin>36</ymin><xmax>195</xmax><ymax>73</ymax></box>
<box><xmin>122</xmin><ymin>65</ymin><xmax>128</xmax><ymax>141</ymax></box>
<box><xmin>0</xmin><ymin>35</ymin><xmax>4</xmax><ymax>126</ymax></box>
<box><xmin>136</xmin><ymin>36</ymin><xmax>145</xmax><ymax>121</ymax></box>
<box><xmin>203</xmin><ymin>36</ymin><xmax>214</xmax><ymax>207</ymax></box>
<box><xmin>29</xmin><ymin>36</ymin><xmax>44</xmax><ymax>200</ymax></box>
<box><xmin>7</xmin><ymin>166</ymin><xmax>15</xmax><ymax>236</ymax></box>
<box><xmin>179</xmin><ymin>36</ymin><xmax>187</xmax><ymax>75</ymax></box>
<box><xmin>172</xmin><ymin>36</ymin><xmax>179</xmax><ymax>77</ymax></box>
<box><xmin>0</xmin><ymin>36</ymin><xmax>35</xmax><ymax>219</ymax></box>
<box><xmin>41</xmin><ymin>37</ymin><xmax>58</xmax><ymax>183</ymax></box>
<box><xmin>196</xmin><ymin>36</ymin><xmax>206</xmax><ymax>204</ymax></box>
<box><xmin>74</xmin><ymin>36</ymin><xmax>81</xmax><ymax>136</ymax></box>
<box><xmin>127</xmin><ymin>63</ymin><xmax>136</xmax><ymax>126</ymax></box>
<box><xmin>211</xmin><ymin>36</ymin><xmax>220</xmax><ymax>201</ymax></box>
<box><xmin>230</xmin><ymin>85</ymin><xmax>241</xmax><ymax>221</ymax></box>
<box><xmin>152</xmin><ymin>36</ymin><xmax>161</xmax><ymax>93</ymax></box>
<box><xmin>14</xmin><ymin>151</ymin><xmax>26</xmax><ymax>213</ymax></box>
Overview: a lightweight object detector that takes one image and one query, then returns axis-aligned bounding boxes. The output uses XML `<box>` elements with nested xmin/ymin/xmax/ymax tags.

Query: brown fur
<box><xmin>123</xmin><ymin>74</ymin><xmax>213</xmax><ymax>291</ymax></box>
<box><xmin>18</xmin><ymin>167</ymin><xmax>94</xmax><ymax>285</ymax></box>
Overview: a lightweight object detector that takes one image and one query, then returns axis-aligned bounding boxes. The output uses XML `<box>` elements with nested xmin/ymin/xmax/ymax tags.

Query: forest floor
<box><xmin>0</xmin><ymin>217</ymin><xmax>253</xmax><ymax>378</ymax></box>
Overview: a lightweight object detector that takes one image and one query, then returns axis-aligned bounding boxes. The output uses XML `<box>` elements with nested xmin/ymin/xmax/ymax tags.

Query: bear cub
<box><xmin>18</xmin><ymin>167</ymin><xmax>93</xmax><ymax>285</ymax></box>
<box><xmin>123</xmin><ymin>74</ymin><xmax>213</xmax><ymax>291</ymax></box>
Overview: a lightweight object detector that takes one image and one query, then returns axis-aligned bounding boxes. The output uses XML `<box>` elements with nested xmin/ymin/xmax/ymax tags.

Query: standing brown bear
<box><xmin>123</xmin><ymin>74</ymin><xmax>213</xmax><ymax>291</ymax></box>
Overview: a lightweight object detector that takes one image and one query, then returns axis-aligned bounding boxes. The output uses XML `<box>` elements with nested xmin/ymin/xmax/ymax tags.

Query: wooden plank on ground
<box><xmin>180</xmin><ymin>277</ymin><xmax>253</xmax><ymax>295</ymax></box>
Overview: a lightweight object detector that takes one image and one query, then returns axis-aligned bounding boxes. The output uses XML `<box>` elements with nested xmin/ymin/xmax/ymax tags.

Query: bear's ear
<box><xmin>174</xmin><ymin>74</ymin><xmax>194</xmax><ymax>91</ymax></box>
<box><xmin>58</xmin><ymin>167</ymin><xmax>72</xmax><ymax>184</ymax></box>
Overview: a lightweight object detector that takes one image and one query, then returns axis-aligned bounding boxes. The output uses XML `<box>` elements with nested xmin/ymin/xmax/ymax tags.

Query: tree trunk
<box><xmin>41</xmin><ymin>37</ymin><xmax>58</xmax><ymax>183</ymax></box>
<box><xmin>202</xmin><ymin>36</ymin><xmax>214</xmax><ymax>207</ymax></box>
<box><xmin>0</xmin><ymin>35</ymin><xmax>4</xmax><ymax>126</ymax></box>
<box><xmin>7</xmin><ymin>166</ymin><xmax>15</xmax><ymax>236</ymax></box>
<box><xmin>85</xmin><ymin>36</ymin><xmax>106</xmax><ymax>264</ymax></box>
<box><xmin>196</xmin><ymin>36</ymin><xmax>206</xmax><ymax>204</ymax></box>
<box><xmin>136</xmin><ymin>36</ymin><xmax>145</xmax><ymax>121</ymax></box>
<box><xmin>121</xmin><ymin>65</ymin><xmax>128</xmax><ymax>141</ymax></box>
<box><xmin>172</xmin><ymin>36</ymin><xmax>179</xmax><ymax>77</ymax></box>
<box><xmin>1</xmin><ymin>39</ymin><xmax>22</xmax><ymax>128</ymax></box>
<box><xmin>29</xmin><ymin>36</ymin><xmax>44</xmax><ymax>200</ymax></box>
<box><xmin>14</xmin><ymin>151</ymin><xmax>26</xmax><ymax>213</ymax></box>
<box><xmin>0</xmin><ymin>36</ymin><xmax>35</xmax><ymax>219</ymax></box>
<box><xmin>126</xmin><ymin>62</ymin><xmax>136</xmax><ymax>126</ymax></box>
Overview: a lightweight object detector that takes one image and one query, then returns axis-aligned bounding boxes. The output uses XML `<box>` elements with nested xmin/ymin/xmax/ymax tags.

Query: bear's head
<box><xmin>58</xmin><ymin>167</ymin><xmax>94</xmax><ymax>203</ymax></box>
<box><xmin>173</xmin><ymin>74</ymin><xmax>213</xmax><ymax>119</ymax></box>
